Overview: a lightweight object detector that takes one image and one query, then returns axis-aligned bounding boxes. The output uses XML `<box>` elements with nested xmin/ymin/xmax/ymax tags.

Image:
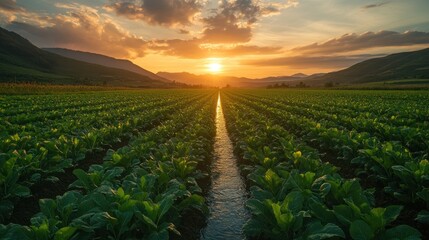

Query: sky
<box><xmin>1</xmin><ymin>0</ymin><xmax>429</xmax><ymax>78</ymax></box>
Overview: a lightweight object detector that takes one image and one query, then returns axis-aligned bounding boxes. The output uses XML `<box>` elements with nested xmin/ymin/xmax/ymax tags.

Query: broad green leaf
<box><xmin>39</xmin><ymin>199</ymin><xmax>56</xmax><ymax>218</ymax></box>
<box><xmin>306</xmin><ymin>221</ymin><xmax>345</xmax><ymax>240</ymax></box>
<box><xmin>309</xmin><ymin>199</ymin><xmax>336</xmax><ymax>222</ymax></box>
<box><xmin>350</xmin><ymin>220</ymin><xmax>373</xmax><ymax>240</ymax></box>
<box><xmin>416</xmin><ymin>210</ymin><xmax>429</xmax><ymax>224</ymax></box>
<box><xmin>12</xmin><ymin>185</ymin><xmax>30</xmax><ymax>197</ymax></box>
<box><xmin>148</xmin><ymin>229</ymin><xmax>169</xmax><ymax>240</ymax></box>
<box><xmin>333</xmin><ymin>205</ymin><xmax>354</xmax><ymax>226</ymax></box>
<box><xmin>158</xmin><ymin>195</ymin><xmax>174</xmax><ymax>220</ymax></box>
<box><xmin>283</xmin><ymin>191</ymin><xmax>303</xmax><ymax>213</ymax></box>
<box><xmin>384</xmin><ymin>205</ymin><xmax>402</xmax><ymax>223</ymax></box>
<box><xmin>383</xmin><ymin>225</ymin><xmax>421</xmax><ymax>240</ymax></box>
<box><xmin>54</xmin><ymin>227</ymin><xmax>77</xmax><ymax>240</ymax></box>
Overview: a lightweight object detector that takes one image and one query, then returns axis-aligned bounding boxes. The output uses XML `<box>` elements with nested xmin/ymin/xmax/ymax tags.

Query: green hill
<box><xmin>306</xmin><ymin>48</ymin><xmax>429</xmax><ymax>86</ymax></box>
<box><xmin>0</xmin><ymin>27</ymin><xmax>170</xmax><ymax>87</ymax></box>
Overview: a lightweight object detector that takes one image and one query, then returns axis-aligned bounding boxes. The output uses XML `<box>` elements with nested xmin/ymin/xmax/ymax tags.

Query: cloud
<box><xmin>150</xmin><ymin>38</ymin><xmax>281</xmax><ymax>58</ymax></box>
<box><xmin>0</xmin><ymin>0</ymin><xmax>52</xmax><ymax>25</ymax></box>
<box><xmin>178</xmin><ymin>29</ymin><xmax>190</xmax><ymax>34</ymax></box>
<box><xmin>292</xmin><ymin>31</ymin><xmax>429</xmax><ymax>55</ymax></box>
<box><xmin>241</xmin><ymin>54</ymin><xmax>383</xmax><ymax>68</ymax></box>
<box><xmin>261</xmin><ymin>0</ymin><xmax>299</xmax><ymax>16</ymax></box>
<box><xmin>201</xmin><ymin>0</ymin><xmax>296</xmax><ymax>44</ymax></box>
<box><xmin>0</xmin><ymin>0</ymin><xmax>24</xmax><ymax>12</ymax></box>
<box><xmin>146</xmin><ymin>0</ymin><xmax>290</xmax><ymax>57</ymax></box>
<box><xmin>0</xmin><ymin>0</ymin><xmax>26</xmax><ymax>23</ymax></box>
<box><xmin>201</xmin><ymin>0</ymin><xmax>258</xmax><ymax>43</ymax></box>
<box><xmin>105</xmin><ymin>0</ymin><xmax>204</xmax><ymax>27</ymax></box>
<box><xmin>7</xmin><ymin>4</ymin><xmax>148</xmax><ymax>59</ymax></box>
<box><xmin>224</xmin><ymin>45</ymin><xmax>282</xmax><ymax>55</ymax></box>
<box><xmin>243</xmin><ymin>30</ymin><xmax>429</xmax><ymax>69</ymax></box>
<box><xmin>150</xmin><ymin>39</ymin><xmax>204</xmax><ymax>58</ymax></box>
<box><xmin>362</xmin><ymin>1</ymin><xmax>390</xmax><ymax>9</ymax></box>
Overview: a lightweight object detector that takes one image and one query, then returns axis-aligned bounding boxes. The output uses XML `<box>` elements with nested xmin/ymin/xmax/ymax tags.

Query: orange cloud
<box><xmin>292</xmin><ymin>31</ymin><xmax>429</xmax><ymax>55</ymax></box>
<box><xmin>150</xmin><ymin>38</ymin><xmax>281</xmax><ymax>58</ymax></box>
<box><xmin>7</xmin><ymin>4</ymin><xmax>147</xmax><ymax>59</ymax></box>
<box><xmin>241</xmin><ymin>54</ymin><xmax>383</xmax><ymax>68</ymax></box>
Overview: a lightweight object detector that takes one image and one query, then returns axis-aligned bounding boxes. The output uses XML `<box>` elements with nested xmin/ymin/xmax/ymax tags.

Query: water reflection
<box><xmin>201</xmin><ymin>92</ymin><xmax>249</xmax><ymax>240</ymax></box>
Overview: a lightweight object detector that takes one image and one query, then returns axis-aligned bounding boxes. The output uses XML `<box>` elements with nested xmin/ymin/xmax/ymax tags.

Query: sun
<box><xmin>207</xmin><ymin>62</ymin><xmax>222</xmax><ymax>73</ymax></box>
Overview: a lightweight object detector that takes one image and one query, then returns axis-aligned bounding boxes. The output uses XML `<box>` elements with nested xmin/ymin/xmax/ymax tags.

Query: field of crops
<box><xmin>0</xmin><ymin>90</ymin><xmax>218</xmax><ymax>239</ymax></box>
<box><xmin>0</xmin><ymin>89</ymin><xmax>428</xmax><ymax>240</ymax></box>
<box><xmin>222</xmin><ymin>89</ymin><xmax>428</xmax><ymax>239</ymax></box>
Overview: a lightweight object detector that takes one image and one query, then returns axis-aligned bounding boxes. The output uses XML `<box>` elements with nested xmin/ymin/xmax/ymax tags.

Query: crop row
<box><xmin>0</xmin><ymin>91</ymin><xmax>176</xmax><ymax>117</ymax></box>
<box><xmin>239</xmin><ymin>90</ymin><xmax>429</xmax><ymax>129</ymax></box>
<box><xmin>225</xmin><ymin>91</ymin><xmax>429</xmax><ymax>228</ymax></box>
<box><xmin>0</xmin><ymin>91</ymin><xmax>209</xmax><ymax>224</ymax></box>
<box><xmin>235</xmin><ymin>91</ymin><xmax>429</xmax><ymax>153</ymax></box>
<box><xmin>221</xmin><ymin>92</ymin><xmax>422</xmax><ymax>239</ymax></box>
<box><xmin>0</xmin><ymin>91</ymin><xmax>218</xmax><ymax>239</ymax></box>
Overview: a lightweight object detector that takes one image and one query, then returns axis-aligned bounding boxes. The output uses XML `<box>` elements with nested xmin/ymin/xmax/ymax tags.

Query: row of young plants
<box><xmin>0</xmin><ymin>91</ymin><xmax>207</xmax><ymax>224</ymax></box>
<box><xmin>237</xmin><ymin>91</ymin><xmax>429</xmax><ymax>154</ymax></box>
<box><xmin>0</xmin><ymin>91</ymin><xmax>201</xmax><ymax>139</ymax></box>
<box><xmin>227</xmin><ymin>91</ymin><xmax>428</xmax><ymax>185</ymax></box>
<box><xmin>0</xmin><ymin>92</ymin><xmax>152</xmax><ymax>117</ymax></box>
<box><xmin>0</xmin><ymin>91</ymin><xmax>218</xmax><ymax>239</ymax></box>
<box><xmin>1</xmin><ymin>92</ymin><xmax>190</xmax><ymax>136</ymax></box>
<box><xmin>253</xmin><ymin>90</ymin><xmax>429</xmax><ymax>127</ymax></box>
<box><xmin>221</xmin><ymin>92</ymin><xmax>422</xmax><ymax>239</ymax></box>
<box><xmin>225</xmin><ymin>91</ymin><xmax>429</xmax><ymax>230</ymax></box>
<box><xmin>0</xmin><ymin>95</ymin><xmax>144</xmax><ymax>124</ymax></box>
<box><xmin>279</xmin><ymin>90</ymin><xmax>429</xmax><ymax>126</ymax></box>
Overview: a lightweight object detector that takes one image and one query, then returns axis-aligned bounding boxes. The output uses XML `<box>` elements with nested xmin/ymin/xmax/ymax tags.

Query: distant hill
<box><xmin>157</xmin><ymin>71</ymin><xmax>313</xmax><ymax>87</ymax></box>
<box><xmin>43</xmin><ymin>48</ymin><xmax>170</xmax><ymax>83</ymax></box>
<box><xmin>0</xmin><ymin>27</ymin><xmax>172</xmax><ymax>87</ymax></box>
<box><xmin>291</xmin><ymin>73</ymin><xmax>308</xmax><ymax>78</ymax></box>
<box><xmin>305</xmin><ymin>48</ymin><xmax>429</xmax><ymax>86</ymax></box>
<box><xmin>157</xmin><ymin>72</ymin><xmax>249</xmax><ymax>87</ymax></box>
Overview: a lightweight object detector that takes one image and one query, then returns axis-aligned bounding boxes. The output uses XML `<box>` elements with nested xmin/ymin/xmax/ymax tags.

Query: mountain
<box><xmin>305</xmin><ymin>48</ymin><xmax>429</xmax><ymax>86</ymax></box>
<box><xmin>160</xmin><ymin>48</ymin><xmax>429</xmax><ymax>88</ymax></box>
<box><xmin>157</xmin><ymin>72</ymin><xmax>313</xmax><ymax>87</ymax></box>
<box><xmin>291</xmin><ymin>73</ymin><xmax>308</xmax><ymax>78</ymax></box>
<box><xmin>157</xmin><ymin>72</ymin><xmax>248</xmax><ymax>87</ymax></box>
<box><xmin>0</xmin><ymin>27</ymin><xmax>172</xmax><ymax>87</ymax></box>
<box><xmin>43</xmin><ymin>48</ymin><xmax>169</xmax><ymax>83</ymax></box>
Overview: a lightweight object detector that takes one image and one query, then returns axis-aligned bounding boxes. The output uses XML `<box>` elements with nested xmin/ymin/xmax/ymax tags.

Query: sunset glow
<box><xmin>208</xmin><ymin>62</ymin><xmax>222</xmax><ymax>73</ymax></box>
<box><xmin>1</xmin><ymin>0</ymin><xmax>428</xmax><ymax>78</ymax></box>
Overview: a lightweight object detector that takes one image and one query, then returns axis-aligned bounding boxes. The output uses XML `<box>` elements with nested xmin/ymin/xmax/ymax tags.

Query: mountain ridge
<box><xmin>304</xmin><ymin>48</ymin><xmax>429</xmax><ymax>86</ymax></box>
<box><xmin>156</xmin><ymin>71</ymin><xmax>323</xmax><ymax>87</ymax></box>
<box><xmin>43</xmin><ymin>48</ymin><xmax>170</xmax><ymax>83</ymax></box>
<box><xmin>0</xmin><ymin>27</ymin><xmax>172</xmax><ymax>87</ymax></box>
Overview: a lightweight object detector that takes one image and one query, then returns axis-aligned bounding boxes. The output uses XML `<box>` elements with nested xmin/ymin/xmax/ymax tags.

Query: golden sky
<box><xmin>1</xmin><ymin>0</ymin><xmax>429</xmax><ymax>77</ymax></box>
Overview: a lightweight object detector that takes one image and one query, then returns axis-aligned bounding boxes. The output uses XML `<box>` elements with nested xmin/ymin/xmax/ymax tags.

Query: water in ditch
<box><xmin>200</xmin><ymin>93</ymin><xmax>249</xmax><ymax>240</ymax></box>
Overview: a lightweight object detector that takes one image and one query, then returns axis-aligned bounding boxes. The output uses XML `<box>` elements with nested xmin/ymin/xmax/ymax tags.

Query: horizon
<box><xmin>1</xmin><ymin>0</ymin><xmax>429</xmax><ymax>78</ymax></box>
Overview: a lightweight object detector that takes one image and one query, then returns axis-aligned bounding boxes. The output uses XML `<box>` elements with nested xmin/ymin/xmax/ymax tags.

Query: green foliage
<box><xmin>0</xmin><ymin>90</ymin><xmax>218</xmax><ymax>239</ymax></box>
<box><xmin>221</xmin><ymin>90</ymin><xmax>425</xmax><ymax>239</ymax></box>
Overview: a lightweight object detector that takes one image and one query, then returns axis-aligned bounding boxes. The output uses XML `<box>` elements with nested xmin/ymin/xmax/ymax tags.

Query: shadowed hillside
<box><xmin>43</xmin><ymin>48</ymin><xmax>170</xmax><ymax>83</ymax></box>
<box><xmin>304</xmin><ymin>48</ymin><xmax>429</xmax><ymax>86</ymax></box>
<box><xmin>0</xmin><ymin>27</ymin><xmax>172</xmax><ymax>87</ymax></box>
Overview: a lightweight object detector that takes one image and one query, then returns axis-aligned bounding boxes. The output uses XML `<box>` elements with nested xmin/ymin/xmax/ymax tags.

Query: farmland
<box><xmin>0</xmin><ymin>89</ymin><xmax>428</xmax><ymax>239</ymax></box>
<box><xmin>222</xmin><ymin>89</ymin><xmax>428</xmax><ymax>239</ymax></box>
<box><xmin>0</xmin><ymin>89</ymin><xmax>218</xmax><ymax>239</ymax></box>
